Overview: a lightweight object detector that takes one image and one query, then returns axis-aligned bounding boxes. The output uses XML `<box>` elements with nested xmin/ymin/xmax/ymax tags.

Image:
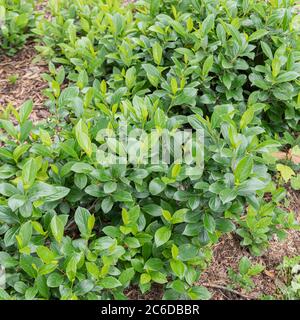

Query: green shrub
<box><xmin>0</xmin><ymin>0</ymin><xmax>299</xmax><ymax>300</ymax></box>
<box><xmin>0</xmin><ymin>95</ymin><xmax>297</xmax><ymax>300</ymax></box>
<box><xmin>0</xmin><ymin>0</ymin><xmax>36</xmax><ymax>55</ymax></box>
<box><xmin>34</xmin><ymin>0</ymin><xmax>300</xmax><ymax>130</ymax></box>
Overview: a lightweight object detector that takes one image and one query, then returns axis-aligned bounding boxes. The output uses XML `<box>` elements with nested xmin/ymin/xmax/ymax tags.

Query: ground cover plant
<box><xmin>0</xmin><ymin>0</ymin><xmax>36</xmax><ymax>55</ymax></box>
<box><xmin>276</xmin><ymin>255</ymin><xmax>300</xmax><ymax>299</ymax></box>
<box><xmin>0</xmin><ymin>0</ymin><xmax>300</xmax><ymax>300</ymax></box>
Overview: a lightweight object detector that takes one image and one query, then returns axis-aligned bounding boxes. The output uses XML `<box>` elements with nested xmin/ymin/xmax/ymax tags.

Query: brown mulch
<box><xmin>0</xmin><ymin>43</ymin><xmax>50</xmax><ymax>122</ymax></box>
<box><xmin>126</xmin><ymin>284</ymin><xmax>164</xmax><ymax>300</ymax></box>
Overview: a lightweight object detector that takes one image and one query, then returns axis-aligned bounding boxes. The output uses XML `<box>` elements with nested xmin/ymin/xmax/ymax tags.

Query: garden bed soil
<box><xmin>0</xmin><ymin>43</ymin><xmax>49</xmax><ymax>122</ymax></box>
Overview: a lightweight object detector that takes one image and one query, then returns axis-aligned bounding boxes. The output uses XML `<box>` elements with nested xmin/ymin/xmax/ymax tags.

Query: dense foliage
<box><xmin>0</xmin><ymin>0</ymin><xmax>299</xmax><ymax>300</ymax></box>
<box><xmin>33</xmin><ymin>0</ymin><xmax>300</xmax><ymax>130</ymax></box>
<box><xmin>0</xmin><ymin>0</ymin><xmax>36</xmax><ymax>55</ymax></box>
